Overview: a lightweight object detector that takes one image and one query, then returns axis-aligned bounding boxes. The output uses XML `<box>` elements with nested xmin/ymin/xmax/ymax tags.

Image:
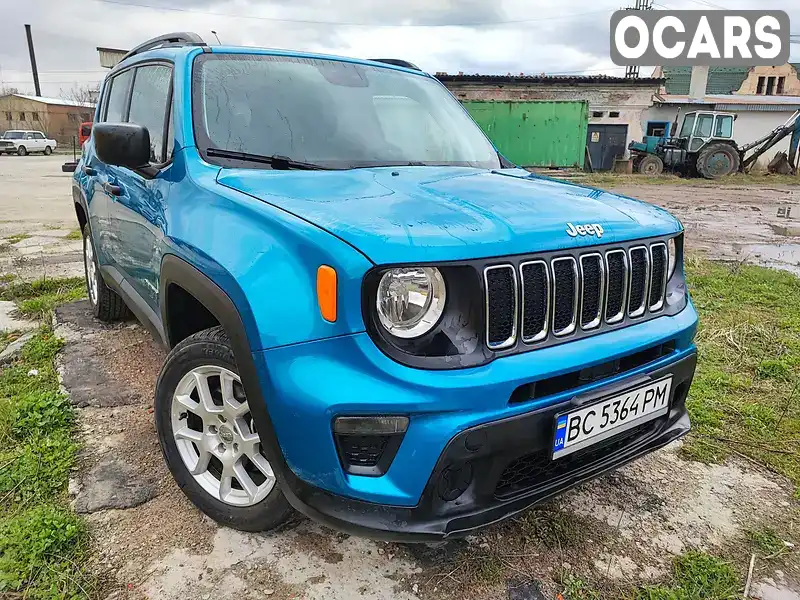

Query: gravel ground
<box><xmin>54</xmin><ymin>301</ymin><xmax>800</xmax><ymax>600</ymax></box>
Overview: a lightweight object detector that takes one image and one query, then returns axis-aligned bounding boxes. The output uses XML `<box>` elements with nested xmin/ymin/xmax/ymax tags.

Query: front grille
<box><xmin>628</xmin><ymin>246</ymin><xmax>649</xmax><ymax>317</ymax></box>
<box><xmin>649</xmin><ymin>243</ymin><xmax>667</xmax><ymax>311</ymax></box>
<box><xmin>485</xmin><ymin>265</ymin><xmax>517</xmax><ymax>349</ymax></box>
<box><xmin>521</xmin><ymin>261</ymin><xmax>549</xmax><ymax>342</ymax></box>
<box><xmin>495</xmin><ymin>420</ymin><xmax>662</xmax><ymax>499</ymax></box>
<box><xmin>484</xmin><ymin>240</ymin><xmax>669</xmax><ymax>351</ymax></box>
<box><xmin>580</xmin><ymin>254</ymin><xmax>603</xmax><ymax>329</ymax></box>
<box><xmin>337</xmin><ymin>434</ymin><xmax>389</xmax><ymax>467</ymax></box>
<box><xmin>552</xmin><ymin>258</ymin><xmax>578</xmax><ymax>336</ymax></box>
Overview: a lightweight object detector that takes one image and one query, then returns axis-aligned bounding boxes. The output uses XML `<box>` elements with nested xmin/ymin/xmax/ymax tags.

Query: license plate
<box><xmin>552</xmin><ymin>376</ymin><xmax>672</xmax><ymax>459</ymax></box>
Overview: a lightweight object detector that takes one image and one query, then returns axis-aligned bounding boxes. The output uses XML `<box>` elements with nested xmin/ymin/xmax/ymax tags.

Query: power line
<box><xmin>90</xmin><ymin>0</ymin><xmax>613</xmax><ymax>27</ymax></box>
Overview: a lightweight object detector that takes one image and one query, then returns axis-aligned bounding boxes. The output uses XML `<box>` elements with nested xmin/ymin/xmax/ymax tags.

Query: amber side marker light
<box><xmin>317</xmin><ymin>265</ymin><xmax>337</xmax><ymax>322</ymax></box>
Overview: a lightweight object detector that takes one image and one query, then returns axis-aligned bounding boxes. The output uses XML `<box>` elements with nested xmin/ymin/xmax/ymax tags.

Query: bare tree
<box><xmin>0</xmin><ymin>85</ymin><xmax>20</xmax><ymax>96</ymax></box>
<box><xmin>59</xmin><ymin>84</ymin><xmax>100</xmax><ymax>105</ymax></box>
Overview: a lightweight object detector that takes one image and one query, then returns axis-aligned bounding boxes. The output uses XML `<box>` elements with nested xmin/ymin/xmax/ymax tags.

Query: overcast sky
<box><xmin>1</xmin><ymin>0</ymin><xmax>797</xmax><ymax>98</ymax></box>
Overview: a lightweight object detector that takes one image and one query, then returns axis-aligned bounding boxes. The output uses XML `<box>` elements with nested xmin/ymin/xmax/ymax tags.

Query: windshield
<box><xmin>2</xmin><ymin>132</ymin><xmax>24</xmax><ymax>140</ymax></box>
<box><xmin>193</xmin><ymin>54</ymin><xmax>500</xmax><ymax>170</ymax></box>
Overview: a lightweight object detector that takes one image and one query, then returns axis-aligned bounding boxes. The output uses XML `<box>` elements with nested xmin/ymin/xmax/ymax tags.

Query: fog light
<box><xmin>333</xmin><ymin>416</ymin><xmax>409</xmax><ymax>435</ymax></box>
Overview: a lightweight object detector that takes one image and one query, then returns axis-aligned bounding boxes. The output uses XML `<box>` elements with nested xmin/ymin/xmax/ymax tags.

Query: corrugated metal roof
<box><xmin>662</xmin><ymin>66</ymin><xmax>750</xmax><ymax>95</ymax></box>
<box><xmin>435</xmin><ymin>73</ymin><xmax>664</xmax><ymax>85</ymax></box>
<box><xmin>0</xmin><ymin>94</ymin><xmax>95</xmax><ymax>109</ymax></box>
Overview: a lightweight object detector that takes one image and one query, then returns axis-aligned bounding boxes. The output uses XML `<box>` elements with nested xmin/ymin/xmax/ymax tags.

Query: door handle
<box><xmin>82</xmin><ymin>166</ymin><xmax>96</xmax><ymax>176</ymax></box>
<box><xmin>103</xmin><ymin>182</ymin><xmax>122</xmax><ymax>196</ymax></box>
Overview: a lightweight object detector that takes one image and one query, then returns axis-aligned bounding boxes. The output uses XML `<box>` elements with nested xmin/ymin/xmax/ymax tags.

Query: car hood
<box><xmin>217</xmin><ymin>167</ymin><xmax>681</xmax><ymax>264</ymax></box>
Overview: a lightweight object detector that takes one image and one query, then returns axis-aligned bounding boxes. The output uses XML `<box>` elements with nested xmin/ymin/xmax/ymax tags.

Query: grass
<box><xmin>680</xmin><ymin>258</ymin><xmax>800</xmax><ymax>496</ymax></box>
<box><xmin>64</xmin><ymin>230</ymin><xmax>82</xmax><ymax>241</ymax></box>
<box><xmin>0</xmin><ymin>327</ymin><xmax>95</xmax><ymax>598</ymax></box>
<box><xmin>745</xmin><ymin>527</ymin><xmax>790</xmax><ymax>558</ymax></box>
<box><xmin>5</xmin><ymin>233</ymin><xmax>32</xmax><ymax>245</ymax></box>
<box><xmin>0</xmin><ymin>273</ymin><xmax>15</xmax><ymax>284</ymax></box>
<box><xmin>0</xmin><ymin>277</ymin><xmax>86</xmax><ymax>319</ymax></box>
<box><xmin>560</xmin><ymin>551</ymin><xmax>739</xmax><ymax>600</ymax></box>
<box><xmin>558</xmin><ymin>172</ymin><xmax>800</xmax><ymax>189</ymax></box>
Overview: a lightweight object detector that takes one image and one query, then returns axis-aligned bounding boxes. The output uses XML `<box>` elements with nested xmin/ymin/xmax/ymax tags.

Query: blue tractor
<box><xmin>630</xmin><ymin>109</ymin><xmax>800</xmax><ymax>179</ymax></box>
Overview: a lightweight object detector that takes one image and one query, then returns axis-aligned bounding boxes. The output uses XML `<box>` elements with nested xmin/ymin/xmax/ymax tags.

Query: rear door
<box><xmin>24</xmin><ymin>132</ymin><xmax>42</xmax><ymax>152</ymax></box>
<box><xmin>105</xmin><ymin>62</ymin><xmax>174</xmax><ymax>313</ymax></box>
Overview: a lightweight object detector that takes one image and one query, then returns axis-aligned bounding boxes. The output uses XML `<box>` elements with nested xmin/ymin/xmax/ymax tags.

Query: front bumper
<box><xmin>250</xmin><ymin>299</ymin><xmax>698</xmax><ymax>539</ymax></box>
<box><xmin>278</xmin><ymin>350</ymin><xmax>695</xmax><ymax>541</ymax></box>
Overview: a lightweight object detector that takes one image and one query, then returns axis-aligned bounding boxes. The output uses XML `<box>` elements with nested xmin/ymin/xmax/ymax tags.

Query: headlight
<box><xmin>667</xmin><ymin>237</ymin><xmax>678</xmax><ymax>279</ymax></box>
<box><xmin>376</xmin><ymin>267</ymin><xmax>446</xmax><ymax>339</ymax></box>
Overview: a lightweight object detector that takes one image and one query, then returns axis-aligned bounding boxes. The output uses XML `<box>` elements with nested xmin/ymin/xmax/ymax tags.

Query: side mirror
<box><xmin>94</xmin><ymin>122</ymin><xmax>151</xmax><ymax>170</ymax></box>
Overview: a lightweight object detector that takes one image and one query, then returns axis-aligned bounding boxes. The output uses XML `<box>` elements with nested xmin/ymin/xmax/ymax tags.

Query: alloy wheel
<box><xmin>83</xmin><ymin>234</ymin><xmax>99</xmax><ymax>305</ymax></box>
<box><xmin>170</xmin><ymin>365</ymin><xmax>276</xmax><ymax>507</ymax></box>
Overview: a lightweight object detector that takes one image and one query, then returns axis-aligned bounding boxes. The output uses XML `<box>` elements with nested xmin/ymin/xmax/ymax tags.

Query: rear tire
<box><xmin>696</xmin><ymin>143</ymin><xmax>740</xmax><ymax>179</ymax></box>
<box><xmin>638</xmin><ymin>154</ymin><xmax>664</xmax><ymax>176</ymax></box>
<box><xmin>44</xmin><ymin>146</ymin><xmax>52</xmax><ymax>156</ymax></box>
<box><xmin>82</xmin><ymin>224</ymin><xmax>129</xmax><ymax>322</ymax></box>
<box><xmin>155</xmin><ymin>326</ymin><xmax>293</xmax><ymax>532</ymax></box>
<box><xmin>17</xmin><ymin>146</ymin><xmax>27</xmax><ymax>156</ymax></box>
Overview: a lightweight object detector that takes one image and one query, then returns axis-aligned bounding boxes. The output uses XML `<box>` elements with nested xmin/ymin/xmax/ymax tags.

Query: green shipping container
<box><xmin>462</xmin><ymin>100</ymin><xmax>589</xmax><ymax>168</ymax></box>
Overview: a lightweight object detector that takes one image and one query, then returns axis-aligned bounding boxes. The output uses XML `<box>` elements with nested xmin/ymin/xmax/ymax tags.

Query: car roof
<box><xmin>115</xmin><ymin>44</ymin><xmax>428</xmax><ymax>79</ymax></box>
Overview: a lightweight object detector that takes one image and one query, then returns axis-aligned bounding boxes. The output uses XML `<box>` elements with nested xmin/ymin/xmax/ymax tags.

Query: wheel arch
<box><xmin>158</xmin><ymin>253</ymin><xmax>293</xmax><ymax>492</ymax></box>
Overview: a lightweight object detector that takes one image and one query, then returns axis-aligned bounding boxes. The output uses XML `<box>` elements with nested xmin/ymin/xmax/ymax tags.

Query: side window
<box><xmin>34</xmin><ymin>133</ymin><xmax>45</xmax><ymax>140</ymax></box>
<box><xmin>24</xmin><ymin>133</ymin><xmax>34</xmax><ymax>140</ymax></box>
<box><xmin>104</xmin><ymin>69</ymin><xmax>134</xmax><ymax>123</ymax></box>
<box><xmin>128</xmin><ymin>65</ymin><xmax>172</xmax><ymax>164</ymax></box>
<box><xmin>714</xmin><ymin>115</ymin><xmax>733</xmax><ymax>138</ymax></box>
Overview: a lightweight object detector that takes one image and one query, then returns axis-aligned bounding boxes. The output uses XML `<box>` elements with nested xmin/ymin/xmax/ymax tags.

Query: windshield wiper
<box><xmin>206</xmin><ymin>148</ymin><xmax>326</xmax><ymax>170</ymax></box>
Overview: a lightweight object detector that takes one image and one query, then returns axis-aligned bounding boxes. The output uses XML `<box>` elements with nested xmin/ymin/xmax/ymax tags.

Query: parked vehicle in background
<box><xmin>0</xmin><ymin>130</ymin><xmax>58</xmax><ymax>156</ymax></box>
<box><xmin>74</xmin><ymin>32</ymin><xmax>698</xmax><ymax>540</ymax></box>
<box><xmin>79</xmin><ymin>122</ymin><xmax>93</xmax><ymax>148</ymax></box>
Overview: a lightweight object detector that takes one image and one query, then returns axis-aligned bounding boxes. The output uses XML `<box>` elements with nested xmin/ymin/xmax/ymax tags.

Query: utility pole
<box><xmin>624</xmin><ymin>0</ymin><xmax>654</xmax><ymax>79</ymax></box>
<box><xmin>24</xmin><ymin>24</ymin><xmax>41</xmax><ymax>97</ymax></box>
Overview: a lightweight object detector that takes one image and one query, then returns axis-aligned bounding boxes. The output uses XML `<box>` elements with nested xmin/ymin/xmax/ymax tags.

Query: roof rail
<box><xmin>369</xmin><ymin>58</ymin><xmax>422</xmax><ymax>71</ymax></box>
<box><xmin>122</xmin><ymin>32</ymin><xmax>206</xmax><ymax>62</ymax></box>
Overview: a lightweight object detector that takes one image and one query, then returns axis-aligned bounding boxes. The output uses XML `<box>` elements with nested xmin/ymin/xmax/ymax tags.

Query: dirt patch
<box><xmin>602</xmin><ymin>183</ymin><xmax>800</xmax><ymax>275</ymax></box>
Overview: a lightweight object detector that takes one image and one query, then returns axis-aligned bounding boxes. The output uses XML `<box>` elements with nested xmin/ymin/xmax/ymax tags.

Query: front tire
<box><xmin>82</xmin><ymin>224</ymin><xmax>129</xmax><ymax>322</ymax></box>
<box><xmin>44</xmin><ymin>146</ymin><xmax>52</xmax><ymax>155</ymax></box>
<box><xmin>17</xmin><ymin>146</ymin><xmax>27</xmax><ymax>156</ymax></box>
<box><xmin>155</xmin><ymin>327</ymin><xmax>293</xmax><ymax>532</ymax></box>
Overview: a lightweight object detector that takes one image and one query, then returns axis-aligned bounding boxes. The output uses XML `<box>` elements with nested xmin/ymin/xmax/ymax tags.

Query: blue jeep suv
<box><xmin>73</xmin><ymin>32</ymin><xmax>698</xmax><ymax>540</ymax></box>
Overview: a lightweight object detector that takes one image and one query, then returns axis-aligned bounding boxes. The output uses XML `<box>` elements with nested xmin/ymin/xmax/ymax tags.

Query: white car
<box><xmin>0</xmin><ymin>130</ymin><xmax>58</xmax><ymax>156</ymax></box>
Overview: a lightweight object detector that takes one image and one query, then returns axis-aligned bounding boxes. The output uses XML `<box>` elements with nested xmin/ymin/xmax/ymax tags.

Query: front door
<box><xmin>106</xmin><ymin>63</ymin><xmax>174</xmax><ymax>314</ymax></box>
<box><xmin>587</xmin><ymin>124</ymin><xmax>629</xmax><ymax>171</ymax></box>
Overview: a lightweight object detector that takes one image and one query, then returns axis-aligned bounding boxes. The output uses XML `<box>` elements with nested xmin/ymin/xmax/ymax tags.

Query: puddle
<box><xmin>733</xmin><ymin>243</ymin><xmax>800</xmax><ymax>276</ymax></box>
<box><xmin>770</xmin><ymin>223</ymin><xmax>800</xmax><ymax>237</ymax></box>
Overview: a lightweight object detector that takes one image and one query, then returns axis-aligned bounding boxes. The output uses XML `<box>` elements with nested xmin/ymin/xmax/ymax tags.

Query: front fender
<box><xmin>162</xmin><ymin>150</ymin><xmax>374</xmax><ymax>351</ymax></box>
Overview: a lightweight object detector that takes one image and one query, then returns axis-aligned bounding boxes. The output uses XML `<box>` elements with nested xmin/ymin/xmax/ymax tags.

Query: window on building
<box><xmin>68</xmin><ymin>113</ymin><xmax>80</xmax><ymax>124</ymax></box>
<box><xmin>646</xmin><ymin>121</ymin><xmax>669</xmax><ymax>137</ymax></box>
<box><xmin>4</xmin><ymin>112</ymin><xmax>11</xmax><ymax>121</ymax></box>
<box><xmin>609</xmin><ymin>111</ymin><xmax>620</xmax><ymax>118</ymax></box>
<box><xmin>777</xmin><ymin>77</ymin><xmax>786</xmax><ymax>95</ymax></box>
<box><xmin>592</xmin><ymin>111</ymin><xmax>604</xmax><ymax>118</ymax></box>
<box><xmin>127</xmin><ymin>64</ymin><xmax>173</xmax><ymax>164</ymax></box>
<box><xmin>19</xmin><ymin>112</ymin><xmax>25</xmax><ymax>121</ymax></box>
<box><xmin>80</xmin><ymin>112</ymin><xmax>91</xmax><ymax>122</ymax></box>
<box><xmin>31</xmin><ymin>112</ymin><xmax>39</xmax><ymax>121</ymax></box>
<box><xmin>757</xmin><ymin>76</ymin><xmax>765</xmax><ymax>94</ymax></box>
<box><xmin>766</xmin><ymin>76</ymin><xmax>776</xmax><ymax>96</ymax></box>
